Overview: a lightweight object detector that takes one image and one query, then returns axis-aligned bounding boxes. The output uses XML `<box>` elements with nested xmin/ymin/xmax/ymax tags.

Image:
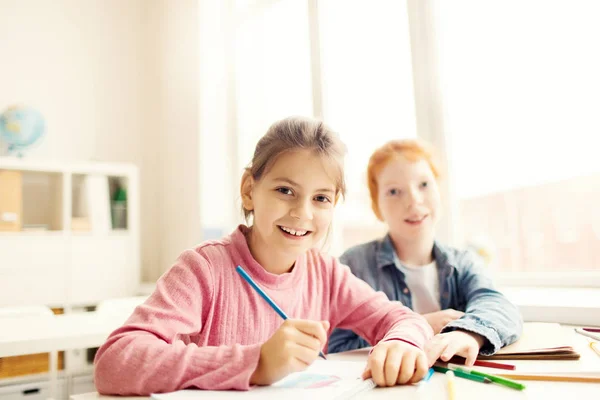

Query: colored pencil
<box><xmin>448</xmin><ymin>356</ymin><xmax>516</xmax><ymax>370</ymax></box>
<box><xmin>433</xmin><ymin>365</ymin><xmax>491</xmax><ymax>383</ymax></box>
<box><xmin>446</xmin><ymin>371</ymin><xmax>456</xmax><ymax>400</ymax></box>
<box><xmin>582</xmin><ymin>327</ymin><xmax>600</xmax><ymax>333</ymax></box>
<box><xmin>497</xmin><ymin>374</ymin><xmax>600</xmax><ymax>383</ymax></box>
<box><xmin>422</xmin><ymin>367</ymin><xmax>435</xmax><ymax>383</ymax></box>
<box><xmin>589</xmin><ymin>341</ymin><xmax>600</xmax><ymax>357</ymax></box>
<box><xmin>473</xmin><ymin>359</ymin><xmax>516</xmax><ymax>370</ymax></box>
<box><xmin>468</xmin><ymin>369</ymin><xmax>526</xmax><ymax>390</ymax></box>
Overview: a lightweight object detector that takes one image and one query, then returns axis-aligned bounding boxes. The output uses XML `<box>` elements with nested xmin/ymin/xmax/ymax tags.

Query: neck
<box><xmin>247</xmin><ymin>227</ymin><xmax>296</xmax><ymax>275</ymax></box>
<box><xmin>390</xmin><ymin>232</ymin><xmax>434</xmax><ymax>267</ymax></box>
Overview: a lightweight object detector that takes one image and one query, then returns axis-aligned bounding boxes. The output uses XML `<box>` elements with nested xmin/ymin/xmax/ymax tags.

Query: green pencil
<box><xmin>459</xmin><ymin>368</ymin><xmax>527</xmax><ymax>391</ymax></box>
<box><xmin>432</xmin><ymin>365</ymin><xmax>491</xmax><ymax>384</ymax></box>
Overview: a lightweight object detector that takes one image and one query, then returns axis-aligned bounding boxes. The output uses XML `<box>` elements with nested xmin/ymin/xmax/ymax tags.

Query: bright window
<box><xmin>318</xmin><ymin>0</ymin><xmax>417</xmax><ymax>252</ymax></box>
<box><xmin>434</xmin><ymin>0</ymin><xmax>600</xmax><ymax>281</ymax></box>
<box><xmin>234</xmin><ymin>0</ymin><xmax>313</xmax><ymax>167</ymax></box>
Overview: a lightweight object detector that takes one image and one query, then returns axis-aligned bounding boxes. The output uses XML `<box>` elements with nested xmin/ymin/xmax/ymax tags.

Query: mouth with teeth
<box><xmin>278</xmin><ymin>225</ymin><xmax>311</xmax><ymax>238</ymax></box>
<box><xmin>405</xmin><ymin>215</ymin><xmax>428</xmax><ymax>226</ymax></box>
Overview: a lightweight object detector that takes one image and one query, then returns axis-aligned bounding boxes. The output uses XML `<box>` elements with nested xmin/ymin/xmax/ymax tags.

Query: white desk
<box><xmin>69</xmin><ymin>326</ymin><xmax>600</xmax><ymax>399</ymax></box>
<box><xmin>0</xmin><ymin>313</ymin><xmax>124</xmax><ymax>357</ymax></box>
<box><xmin>0</xmin><ymin>312</ymin><xmax>129</xmax><ymax>400</ymax></box>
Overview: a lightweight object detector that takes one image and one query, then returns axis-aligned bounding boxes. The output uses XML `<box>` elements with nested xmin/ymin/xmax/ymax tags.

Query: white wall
<box><xmin>146</xmin><ymin>0</ymin><xmax>202</xmax><ymax>276</ymax></box>
<box><xmin>198</xmin><ymin>0</ymin><xmax>241</xmax><ymax>240</ymax></box>
<box><xmin>0</xmin><ymin>0</ymin><xmax>202</xmax><ymax>281</ymax></box>
<box><xmin>0</xmin><ymin>0</ymin><xmax>148</xmax><ymax>162</ymax></box>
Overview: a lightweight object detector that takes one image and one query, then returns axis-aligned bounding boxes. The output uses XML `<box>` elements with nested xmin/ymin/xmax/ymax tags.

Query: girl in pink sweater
<box><xmin>94</xmin><ymin>117</ymin><xmax>433</xmax><ymax>395</ymax></box>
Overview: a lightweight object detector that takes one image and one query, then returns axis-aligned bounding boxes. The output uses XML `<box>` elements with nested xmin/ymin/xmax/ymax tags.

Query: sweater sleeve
<box><xmin>93</xmin><ymin>250</ymin><xmax>261</xmax><ymax>395</ymax></box>
<box><xmin>328</xmin><ymin>258</ymin><xmax>433</xmax><ymax>350</ymax></box>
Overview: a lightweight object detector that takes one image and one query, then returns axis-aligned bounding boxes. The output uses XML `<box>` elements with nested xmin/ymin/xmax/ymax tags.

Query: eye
<box><xmin>421</xmin><ymin>181</ymin><xmax>429</xmax><ymax>188</ymax></box>
<box><xmin>387</xmin><ymin>188</ymin><xmax>401</xmax><ymax>196</ymax></box>
<box><xmin>314</xmin><ymin>195</ymin><xmax>331</xmax><ymax>203</ymax></box>
<box><xmin>276</xmin><ymin>187</ymin><xmax>293</xmax><ymax>196</ymax></box>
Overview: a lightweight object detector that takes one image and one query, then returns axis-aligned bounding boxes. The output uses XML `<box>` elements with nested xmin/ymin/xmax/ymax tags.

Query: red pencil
<box><xmin>583</xmin><ymin>327</ymin><xmax>600</xmax><ymax>333</ymax></box>
<box><xmin>447</xmin><ymin>356</ymin><xmax>516</xmax><ymax>370</ymax></box>
<box><xmin>473</xmin><ymin>360</ymin><xmax>516</xmax><ymax>370</ymax></box>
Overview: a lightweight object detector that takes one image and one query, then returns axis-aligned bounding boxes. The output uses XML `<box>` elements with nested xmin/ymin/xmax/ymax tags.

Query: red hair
<box><xmin>367</xmin><ymin>139</ymin><xmax>441</xmax><ymax>220</ymax></box>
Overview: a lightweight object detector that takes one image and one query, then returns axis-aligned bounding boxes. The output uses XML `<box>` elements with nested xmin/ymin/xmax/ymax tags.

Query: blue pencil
<box><xmin>236</xmin><ymin>265</ymin><xmax>327</xmax><ymax>359</ymax></box>
<box><xmin>423</xmin><ymin>367</ymin><xmax>435</xmax><ymax>383</ymax></box>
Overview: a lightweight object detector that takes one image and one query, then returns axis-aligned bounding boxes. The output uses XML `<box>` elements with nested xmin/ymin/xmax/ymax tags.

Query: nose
<box><xmin>405</xmin><ymin>186</ymin><xmax>424</xmax><ymax>208</ymax></box>
<box><xmin>290</xmin><ymin>197</ymin><xmax>313</xmax><ymax>220</ymax></box>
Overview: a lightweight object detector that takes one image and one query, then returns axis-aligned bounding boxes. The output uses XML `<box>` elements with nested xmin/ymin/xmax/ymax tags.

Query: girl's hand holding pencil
<box><xmin>250</xmin><ymin>319</ymin><xmax>330</xmax><ymax>385</ymax></box>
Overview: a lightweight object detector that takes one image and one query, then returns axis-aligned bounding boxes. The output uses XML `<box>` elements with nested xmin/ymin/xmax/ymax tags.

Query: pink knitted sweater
<box><xmin>94</xmin><ymin>225</ymin><xmax>432</xmax><ymax>395</ymax></box>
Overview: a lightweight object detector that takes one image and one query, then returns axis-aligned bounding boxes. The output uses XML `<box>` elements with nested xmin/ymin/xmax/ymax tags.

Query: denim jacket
<box><xmin>328</xmin><ymin>235</ymin><xmax>523</xmax><ymax>355</ymax></box>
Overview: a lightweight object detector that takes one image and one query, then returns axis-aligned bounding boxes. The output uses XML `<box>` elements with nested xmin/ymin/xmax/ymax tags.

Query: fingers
<box><xmin>367</xmin><ymin>345</ymin><xmax>388</xmax><ymax>386</ymax></box>
<box><xmin>288</xmin><ymin>319</ymin><xmax>328</xmax><ymax>349</ymax></box>
<box><xmin>440</xmin><ymin>337</ymin><xmax>462</xmax><ymax>362</ymax></box>
<box><xmin>287</xmin><ymin>326</ymin><xmax>323</xmax><ymax>353</ymax></box>
<box><xmin>460</xmin><ymin>342</ymin><xmax>479</xmax><ymax>366</ymax></box>
<box><xmin>425</xmin><ymin>336</ymin><xmax>448</xmax><ymax>367</ymax></box>
<box><xmin>396</xmin><ymin>350</ymin><xmax>416</xmax><ymax>385</ymax></box>
<box><xmin>289</xmin><ymin>342</ymin><xmax>320</xmax><ymax>368</ymax></box>
<box><xmin>408</xmin><ymin>352</ymin><xmax>429</xmax><ymax>384</ymax></box>
<box><xmin>383</xmin><ymin>348</ymin><xmax>403</xmax><ymax>386</ymax></box>
<box><xmin>368</xmin><ymin>342</ymin><xmax>429</xmax><ymax>387</ymax></box>
<box><xmin>361</xmin><ymin>368</ymin><xmax>372</xmax><ymax>380</ymax></box>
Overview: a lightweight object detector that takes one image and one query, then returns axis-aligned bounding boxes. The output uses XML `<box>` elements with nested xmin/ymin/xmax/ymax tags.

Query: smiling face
<box><xmin>241</xmin><ymin>149</ymin><xmax>338</xmax><ymax>272</ymax></box>
<box><xmin>376</xmin><ymin>155</ymin><xmax>441</xmax><ymax>247</ymax></box>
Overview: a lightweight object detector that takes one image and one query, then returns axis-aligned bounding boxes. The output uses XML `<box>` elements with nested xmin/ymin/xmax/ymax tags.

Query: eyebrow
<box><xmin>381</xmin><ymin>176</ymin><xmax>431</xmax><ymax>187</ymax></box>
<box><xmin>273</xmin><ymin>177</ymin><xmax>336</xmax><ymax>194</ymax></box>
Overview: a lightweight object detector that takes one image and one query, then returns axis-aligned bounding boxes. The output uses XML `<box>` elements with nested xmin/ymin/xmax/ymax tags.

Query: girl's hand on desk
<box><xmin>423</xmin><ymin>309</ymin><xmax>465</xmax><ymax>334</ymax></box>
<box><xmin>361</xmin><ymin>340</ymin><xmax>428</xmax><ymax>387</ymax></box>
<box><xmin>425</xmin><ymin>330</ymin><xmax>485</xmax><ymax>367</ymax></box>
<box><xmin>250</xmin><ymin>319</ymin><xmax>329</xmax><ymax>386</ymax></box>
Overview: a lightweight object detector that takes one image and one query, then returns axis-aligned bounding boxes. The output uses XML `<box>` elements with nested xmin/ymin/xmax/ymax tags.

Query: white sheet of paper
<box><xmin>151</xmin><ymin>360</ymin><xmax>375</xmax><ymax>400</ymax></box>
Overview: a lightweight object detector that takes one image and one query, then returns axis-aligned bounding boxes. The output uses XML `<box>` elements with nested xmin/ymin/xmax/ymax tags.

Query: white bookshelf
<box><xmin>0</xmin><ymin>157</ymin><xmax>140</xmax><ymax>308</ymax></box>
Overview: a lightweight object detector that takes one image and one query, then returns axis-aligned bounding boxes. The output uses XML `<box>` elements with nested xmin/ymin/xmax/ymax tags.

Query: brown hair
<box><xmin>241</xmin><ymin>116</ymin><xmax>347</xmax><ymax>221</ymax></box>
<box><xmin>367</xmin><ymin>139</ymin><xmax>441</xmax><ymax>220</ymax></box>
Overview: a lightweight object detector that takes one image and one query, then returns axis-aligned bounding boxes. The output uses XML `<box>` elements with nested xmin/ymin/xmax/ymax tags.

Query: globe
<box><xmin>0</xmin><ymin>106</ymin><xmax>45</xmax><ymax>157</ymax></box>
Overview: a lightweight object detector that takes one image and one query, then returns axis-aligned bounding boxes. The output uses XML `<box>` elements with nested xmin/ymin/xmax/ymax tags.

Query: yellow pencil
<box><xmin>590</xmin><ymin>341</ymin><xmax>600</xmax><ymax>357</ymax></box>
<box><xmin>446</xmin><ymin>370</ymin><xmax>456</xmax><ymax>400</ymax></box>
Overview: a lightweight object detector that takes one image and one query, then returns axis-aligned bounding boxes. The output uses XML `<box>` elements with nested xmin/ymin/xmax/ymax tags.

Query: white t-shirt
<box><xmin>393</xmin><ymin>252</ymin><xmax>441</xmax><ymax>314</ymax></box>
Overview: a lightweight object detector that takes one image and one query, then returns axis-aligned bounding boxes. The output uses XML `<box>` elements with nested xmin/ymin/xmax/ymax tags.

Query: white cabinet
<box><xmin>0</xmin><ymin>159</ymin><xmax>140</xmax><ymax>308</ymax></box>
<box><xmin>0</xmin><ymin>234</ymin><xmax>68</xmax><ymax>306</ymax></box>
<box><xmin>69</xmin><ymin>235</ymin><xmax>135</xmax><ymax>304</ymax></box>
<box><xmin>0</xmin><ymin>379</ymin><xmax>59</xmax><ymax>400</ymax></box>
<box><xmin>0</xmin><ymin>375</ymin><xmax>95</xmax><ymax>400</ymax></box>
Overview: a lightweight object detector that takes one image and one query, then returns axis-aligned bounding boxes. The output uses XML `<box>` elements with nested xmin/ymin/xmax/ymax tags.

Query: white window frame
<box><xmin>224</xmin><ymin>0</ymin><xmax>600</xmax><ymax>289</ymax></box>
<box><xmin>411</xmin><ymin>0</ymin><xmax>600</xmax><ymax>288</ymax></box>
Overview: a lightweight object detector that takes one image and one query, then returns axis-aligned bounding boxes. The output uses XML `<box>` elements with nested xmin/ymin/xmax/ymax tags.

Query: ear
<box><xmin>240</xmin><ymin>170</ymin><xmax>255</xmax><ymax>212</ymax></box>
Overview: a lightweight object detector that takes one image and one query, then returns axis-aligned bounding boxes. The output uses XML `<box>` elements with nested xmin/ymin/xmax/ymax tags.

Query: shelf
<box><xmin>0</xmin><ymin>366</ymin><xmax>95</xmax><ymax>387</ymax></box>
<box><xmin>0</xmin><ymin>157</ymin><xmax>138</xmax><ymax>176</ymax></box>
<box><xmin>70</xmin><ymin>230</ymin><xmax>130</xmax><ymax>237</ymax></box>
<box><xmin>0</xmin><ymin>159</ymin><xmax>139</xmax><ymax>309</ymax></box>
<box><xmin>0</xmin><ymin>231</ymin><xmax>65</xmax><ymax>237</ymax></box>
<box><xmin>0</xmin><ymin>170</ymin><xmax>64</xmax><ymax>232</ymax></box>
<box><xmin>109</xmin><ymin>229</ymin><xmax>129</xmax><ymax>235</ymax></box>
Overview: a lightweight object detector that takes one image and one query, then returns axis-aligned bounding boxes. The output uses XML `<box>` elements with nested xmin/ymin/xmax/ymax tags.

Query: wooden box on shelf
<box><xmin>0</xmin><ymin>170</ymin><xmax>22</xmax><ymax>232</ymax></box>
<box><xmin>0</xmin><ymin>308</ymin><xmax>65</xmax><ymax>379</ymax></box>
<box><xmin>0</xmin><ymin>352</ymin><xmax>65</xmax><ymax>379</ymax></box>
